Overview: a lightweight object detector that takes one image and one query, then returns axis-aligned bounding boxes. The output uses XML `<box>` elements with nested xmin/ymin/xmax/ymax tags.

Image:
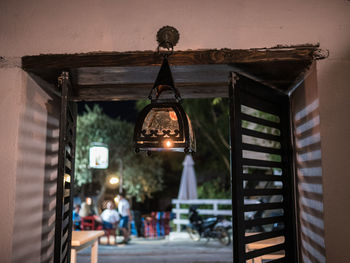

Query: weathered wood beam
<box><xmin>74</xmin><ymin>82</ymin><xmax>228</xmax><ymax>101</ymax></box>
<box><xmin>22</xmin><ymin>48</ymin><xmax>317</xmax><ymax>70</ymax></box>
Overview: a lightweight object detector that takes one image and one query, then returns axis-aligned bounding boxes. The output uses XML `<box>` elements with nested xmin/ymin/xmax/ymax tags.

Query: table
<box><xmin>71</xmin><ymin>230</ymin><xmax>104</xmax><ymax>263</ymax></box>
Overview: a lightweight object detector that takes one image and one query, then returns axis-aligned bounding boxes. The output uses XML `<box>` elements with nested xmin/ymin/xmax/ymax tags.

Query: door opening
<box><xmin>20</xmin><ymin>46</ymin><xmax>321</xmax><ymax>262</ymax></box>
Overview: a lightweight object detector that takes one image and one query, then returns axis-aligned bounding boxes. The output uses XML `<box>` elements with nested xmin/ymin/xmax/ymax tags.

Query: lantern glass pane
<box><xmin>187</xmin><ymin>114</ymin><xmax>196</xmax><ymax>151</ymax></box>
<box><xmin>141</xmin><ymin>107</ymin><xmax>180</xmax><ymax>138</ymax></box>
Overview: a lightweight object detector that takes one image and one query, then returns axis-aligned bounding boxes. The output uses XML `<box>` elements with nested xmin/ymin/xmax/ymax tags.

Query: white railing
<box><xmin>171</xmin><ymin>199</ymin><xmax>232</xmax><ymax>232</ymax></box>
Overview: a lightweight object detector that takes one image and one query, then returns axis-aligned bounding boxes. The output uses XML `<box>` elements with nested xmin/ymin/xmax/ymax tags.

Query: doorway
<box><xmin>21</xmin><ymin>46</ymin><xmax>318</xmax><ymax>263</ymax></box>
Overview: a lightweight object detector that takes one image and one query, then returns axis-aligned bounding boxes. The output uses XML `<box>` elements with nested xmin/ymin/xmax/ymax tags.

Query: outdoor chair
<box><xmin>102</xmin><ymin>226</ymin><xmax>118</xmax><ymax>245</ymax></box>
<box><xmin>144</xmin><ymin>213</ymin><xmax>157</xmax><ymax>238</ymax></box>
<box><xmin>80</xmin><ymin>216</ymin><xmax>102</xmax><ymax>230</ymax></box>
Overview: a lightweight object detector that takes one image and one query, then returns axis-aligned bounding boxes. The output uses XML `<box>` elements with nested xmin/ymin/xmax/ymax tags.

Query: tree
<box><xmin>74</xmin><ymin>105</ymin><xmax>164</xmax><ymax>203</ymax></box>
<box><xmin>183</xmin><ymin>98</ymin><xmax>230</xmax><ymax>171</ymax></box>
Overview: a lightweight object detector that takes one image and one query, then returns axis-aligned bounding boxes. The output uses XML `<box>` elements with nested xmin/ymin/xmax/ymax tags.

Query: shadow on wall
<box><xmin>11</xmin><ymin>74</ymin><xmax>60</xmax><ymax>263</ymax></box>
<box><xmin>292</xmin><ymin>63</ymin><xmax>326</xmax><ymax>263</ymax></box>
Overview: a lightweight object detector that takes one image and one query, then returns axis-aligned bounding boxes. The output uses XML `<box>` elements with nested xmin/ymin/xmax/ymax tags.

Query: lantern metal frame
<box><xmin>133</xmin><ymin>26</ymin><xmax>195</xmax><ymax>154</ymax></box>
<box><xmin>133</xmin><ymin>101</ymin><xmax>195</xmax><ymax>153</ymax></box>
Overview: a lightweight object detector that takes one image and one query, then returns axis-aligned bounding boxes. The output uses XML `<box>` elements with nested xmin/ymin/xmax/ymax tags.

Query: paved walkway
<box><xmin>77</xmin><ymin>235</ymin><xmax>233</xmax><ymax>263</ymax></box>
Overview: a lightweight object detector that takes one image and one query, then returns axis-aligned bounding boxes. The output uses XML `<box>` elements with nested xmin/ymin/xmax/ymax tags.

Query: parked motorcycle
<box><xmin>186</xmin><ymin>205</ymin><xmax>231</xmax><ymax>246</ymax></box>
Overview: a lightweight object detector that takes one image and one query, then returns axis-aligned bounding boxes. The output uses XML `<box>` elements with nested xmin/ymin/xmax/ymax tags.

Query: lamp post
<box><xmin>115</xmin><ymin>158</ymin><xmax>123</xmax><ymax>194</ymax></box>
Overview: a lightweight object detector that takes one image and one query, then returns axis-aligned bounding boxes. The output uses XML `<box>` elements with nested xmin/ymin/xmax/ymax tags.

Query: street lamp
<box><xmin>106</xmin><ymin>174</ymin><xmax>120</xmax><ymax>189</ymax></box>
<box><xmin>89</xmin><ymin>142</ymin><xmax>109</xmax><ymax>169</ymax></box>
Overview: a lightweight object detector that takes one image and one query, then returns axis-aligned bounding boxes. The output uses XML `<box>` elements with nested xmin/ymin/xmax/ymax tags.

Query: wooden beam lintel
<box><xmin>22</xmin><ymin>48</ymin><xmax>316</xmax><ymax>70</ymax></box>
<box><xmin>74</xmin><ymin>82</ymin><xmax>228</xmax><ymax>101</ymax></box>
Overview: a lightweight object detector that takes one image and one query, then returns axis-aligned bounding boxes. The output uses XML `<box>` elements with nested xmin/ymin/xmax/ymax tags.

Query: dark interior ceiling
<box><xmin>22</xmin><ymin>46</ymin><xmax>319</xmax><ymax>101</ymax></box>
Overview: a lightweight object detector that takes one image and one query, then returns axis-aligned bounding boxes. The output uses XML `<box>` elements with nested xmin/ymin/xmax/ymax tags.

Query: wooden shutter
<box><xmin>229</xmin><ymin>72</ymin><xmax>297</xmax><ymax>262</ymax></box>
<box><xmin>54</xmin><ymin>72</ymin><xmax>77</xmax><ymax>263</ymax></box>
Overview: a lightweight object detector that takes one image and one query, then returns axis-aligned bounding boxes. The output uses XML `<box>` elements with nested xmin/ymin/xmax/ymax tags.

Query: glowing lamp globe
<box><xmin>89</xmin><ymin>142</ymin><xmax>109</xmax><ymax>169</ymax></box>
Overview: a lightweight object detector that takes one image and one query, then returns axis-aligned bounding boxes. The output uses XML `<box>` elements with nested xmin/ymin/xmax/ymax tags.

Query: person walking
<box><xmin>118</xmin><ymin>193</ymin><xmax>132</xmax><ymax>243</ymax></box>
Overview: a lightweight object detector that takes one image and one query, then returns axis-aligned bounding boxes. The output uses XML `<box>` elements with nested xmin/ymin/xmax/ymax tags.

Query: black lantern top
<box><xmin>133</xmin><ymin>26</ymin><xmax>195</xmax><ymax>154</ymax></box>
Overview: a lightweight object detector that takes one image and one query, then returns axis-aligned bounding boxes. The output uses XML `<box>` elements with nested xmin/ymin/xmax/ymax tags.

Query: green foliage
<box><xmin>75</xmin><ymin>105</ymin><xmax>163</xmax><ymax>201</ymax></box>
<box><xmin>135</xmin><ymin>99</ymin><xmax>150</xmax><ymax>112</ymax></box>
<box><xmin>197</xmin><ymin>178</ymin><xmax>231</xmax><ymax>199</ymax></box>
<box><xmin>183</xmin><ymin>98</ymin><xmax>231</xmax><ymax>187</ymax></box>
<box><xmin>122</xmin><ymin>155</ymin><xmax>163</xmax><ymax>202</ymax></box>
<box><xmin>75</xmin><ymin>105</ymin><xmax>131</xmax><ymax>186</ymax></box>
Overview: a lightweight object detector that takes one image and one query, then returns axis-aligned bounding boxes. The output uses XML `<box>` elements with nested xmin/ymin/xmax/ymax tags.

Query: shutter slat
<box><xmin>242</xmin><ymin>158</ymin><xmax>283</xmax><ymax>168</ymax></box>
<box><xmin>241</xmin><ymin>112</ymin><xmax>281</xmax><ymax>129</ymax></box>
<box><xmin>244</xmin><ymin>202</ymin><xmax>284</xmax><ymax>212</ymax></box>
<box><xmin>245</xmin><ymin>216</ymin><xmax>285</xmax><ymax>228</ymax></box>
<box><xmin>242</xmin><ymin>128</ymin><xmax>281</xmax><ymax>142</ymax></box>
<box><xmin>266</xmin><ymin>257</ymin><xmax>286</xmax><ymax>263</ymax></box>
<box><xmin>242</xmin><ymin>143</ymin><xmax>282</xmax><ymax>155</ymax></box>
<box><xmin>244</xmin><ymin>189</ymin><xmax>284</xmax><ymax>196</ymax></box>
<box><xmin>245</xmin><ymin>243</ymin><xmax>285</xmax><ymax>260</ymax></box>
<box><xmin>243</xmin><ymin>174</ymin><xmax>283</xmax><ymax>181</ymax></box>
<box><xmin>245</xmin><ymin>230</ymin><xmax>285</xmax><ymax>244</ymax></box>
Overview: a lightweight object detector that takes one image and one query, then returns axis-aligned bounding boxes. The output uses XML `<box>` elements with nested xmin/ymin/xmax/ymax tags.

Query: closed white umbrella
<box><xmin>178</xmin><ymin>155</ymin><xmax>198</xmax><ymax>200</ymax></box>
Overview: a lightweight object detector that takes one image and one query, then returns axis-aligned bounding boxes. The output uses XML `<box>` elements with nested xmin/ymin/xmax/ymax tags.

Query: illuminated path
<box><xmin>76</xmin><ymin>236</ymin><xmax>233</xmax><ymax>263</ymax></box>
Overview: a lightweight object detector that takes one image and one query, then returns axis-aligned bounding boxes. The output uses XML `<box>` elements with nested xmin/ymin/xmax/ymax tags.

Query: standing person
<box><xmin>100</xmin><ymin>201</ymin><xmax>120</xmax><ymax>229</ymax></box>
<box><xmin>79</xmin><ymin>202</ymin><xmax>92</xmax><ymax>217</ymax></box>
<box><xmin>72</xmin><ymin>204</ymin><xmax>81</xmax><ymax>230</ymax></box>
<box><xmin>86</xmin><ymin>197</ymin><xmax>99</xmax><ymax>215</ymax></box>
<box><xmin>118</xmin><ymin>193</ymin><xmax>132</xmax><ymax>243</ymax></box>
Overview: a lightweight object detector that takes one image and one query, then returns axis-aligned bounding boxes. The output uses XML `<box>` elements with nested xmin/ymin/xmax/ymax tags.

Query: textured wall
<box><xmin>317</xmin><ymin>59</ymin><xmax>350</xmax><ymax>263</ymax></box>
<box><xmin>0</xmin><ymin>0</ymin><xmax>349</xmax><ymax>58</ymax></box>
<box><xmin>292</xmin><ymin>63</ymin><xmax>326</xmax><ymax>263</ymax></box>
<box><xmin>0</xmin><ymin>0</ymin><xmax>349</xmax><ymax>262</ymax></box>
<box><xmin>11</xmin><ymin>74</ymin><xmax>60</xmax><ymax>263</ymax></box>
<box><xmin>0</xmin><ymin>68</ymin><xmax>23</xmax><ymax>263</ymax></box>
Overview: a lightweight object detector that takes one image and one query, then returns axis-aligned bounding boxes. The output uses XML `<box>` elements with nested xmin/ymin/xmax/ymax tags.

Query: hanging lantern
<box><xmin>89</xmin><ymin>142</ymin><xmax>109</xmax><ymax>169</ymax></box>
<box><xmin>133</xmin><ymin>26</ymin><xmax>196</xmax><ymax>154</ymax></box>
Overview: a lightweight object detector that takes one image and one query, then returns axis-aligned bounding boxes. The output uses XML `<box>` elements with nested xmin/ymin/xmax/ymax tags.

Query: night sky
<box><xmin>77</xmin><ymin>100</ymin><xmax>138</xmax><ymax>123</ymax></box>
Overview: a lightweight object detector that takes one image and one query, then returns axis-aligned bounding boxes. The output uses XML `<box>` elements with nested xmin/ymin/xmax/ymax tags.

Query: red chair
<box><xmin>81</xmin><ymin>216</ymin><xmax>117</xmax><ymax>244</ymax></box>
<box><xmin>144</xmin><ymin>212</ymin><xmax>157</xmax><ymax>238</ymax></box>
<box><xmin>80</xmin><ymin>216</ymin><xmax>96</xmax><ymax>230</ymax></box>
<box><xmin>80</xmin><ymin>216</ymin><xmax>103</xmax><ymax>230</ymax></box>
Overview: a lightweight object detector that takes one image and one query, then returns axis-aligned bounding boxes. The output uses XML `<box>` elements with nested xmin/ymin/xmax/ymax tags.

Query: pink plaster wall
<box><xmin>317</xmin><ymin>59</ymin><xmax>350</xmax><ymax>263</ymax></box>
<box><xmin>291</xmin><ymin>63</ymin><xmax>326</xmax><ymax>262</ymax></box>
<box><xmin>11</xmin><ymin>74</ymin><xmax>60</xmax><ymax>263</ymax></box>
<box><xmin>0</xmin><ymin>68</ymin><xmax>24</xmax><ymax>263</ymax></box>
<box><xmin>0</xmin><ymin>0</ymin><xmax>349</xmax><ymax>59</ymax></box>
<box><xmin>0</xmin><ymin>0</ymin><xmax>349</xmax><ymax>262</ymax></box>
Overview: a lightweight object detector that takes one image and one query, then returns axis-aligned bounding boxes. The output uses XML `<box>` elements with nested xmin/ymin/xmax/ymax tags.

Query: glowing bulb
<box><xmin>109</xmin><ymin>177</ymin><xmax>119</xmax><ymax>185</ymax></box>
<box><xmin>164</xmin><ymin>140</ymin><xmax>173</xmax><ymax>148</ymax></box>
<box><xmin>64</xmin><ymin>174</ymin><xmax>71</xmax><ymax>183</ymax></box>
<box><xmin>114</xmin><ymin>196</ymin><xmax>120</xmax><ymax>204</ymax></box>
